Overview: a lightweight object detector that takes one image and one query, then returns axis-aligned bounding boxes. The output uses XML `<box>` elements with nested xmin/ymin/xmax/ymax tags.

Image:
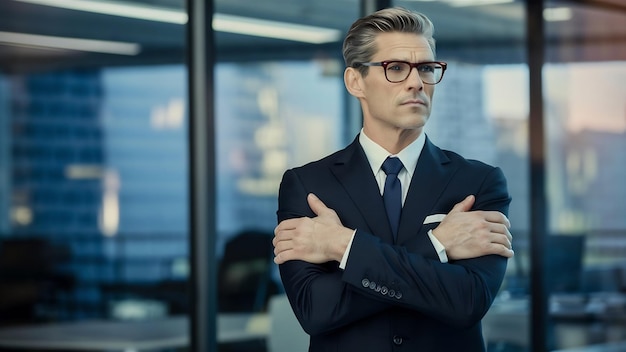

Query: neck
<box><xmin>362</xmin><ymin>126</ymin><xmax>421</xmax><ymax>155</ymax></box>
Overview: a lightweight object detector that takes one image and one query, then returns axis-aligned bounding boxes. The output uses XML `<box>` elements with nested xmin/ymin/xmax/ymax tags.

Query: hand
<box><xmin>273</xmin><ymin>193</ymin><xmax>354</xmax><ymax>264</ymax></box>
<box><xmin>432</xmin><ymin>195</ymin><xmax>514</xmax><ymax>260</ymax></box>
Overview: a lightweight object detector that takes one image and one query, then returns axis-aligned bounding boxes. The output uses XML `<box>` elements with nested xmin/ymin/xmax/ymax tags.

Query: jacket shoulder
<box><xmin>440</xmin><ymin>148</ymin><xmax>498</xmax><ymax>172</ymax></box>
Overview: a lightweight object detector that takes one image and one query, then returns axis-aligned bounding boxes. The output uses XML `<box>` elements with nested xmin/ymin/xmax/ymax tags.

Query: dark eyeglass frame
<box><xmin>353</xmin><ymin>60</ymin><xmax>448</xmax><ymax>85</ymax></box>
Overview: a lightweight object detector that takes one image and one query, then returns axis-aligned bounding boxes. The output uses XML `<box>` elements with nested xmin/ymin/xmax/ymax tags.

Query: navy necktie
<box><xmin>382</xmin><ymin>157</ymin><xmax>403</xmax><ymax>238</ymax></box>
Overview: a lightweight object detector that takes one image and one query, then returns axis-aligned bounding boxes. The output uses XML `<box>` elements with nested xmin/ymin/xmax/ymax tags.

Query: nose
<box><xmin>405</xmin><ymin>67</ymin><xmax>424</xmax><ymax>90</ymax></box>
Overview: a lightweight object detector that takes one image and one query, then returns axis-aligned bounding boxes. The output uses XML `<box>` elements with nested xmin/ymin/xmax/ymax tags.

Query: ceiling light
<box><xmin>406</xmin><ymin>0</ymin><xmax>514</xmax><ymax>6</ymax></box>
<box><xmin>14</xmin><ymin>0</ymin><xmax>187</xmax><ymax>24</ymax></box>
<box><xmin>0</xmin><ymin>31</ymin><xmax>140</xmax><ymax>55</ymax></box>
<box><xmin>213</xmin><ymin>14</ymin><xmax>341</xmax><ymax>44</ymax></box>
<box><xmin>13</xmin><ymin>0</ymin><xmax>342</xmax><ymax>44</ymax></box>
<box><xmin>543</xmin><ymin>7</ymin><xmax>573</xmax><ymax>22</ymax></box>
<box><xmin>447</xmin><ymin>0</ymin><xmax>514</xmax><ymax>7</ymax></box>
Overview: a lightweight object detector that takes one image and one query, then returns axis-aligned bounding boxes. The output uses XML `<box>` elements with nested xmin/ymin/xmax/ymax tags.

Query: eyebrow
<box><xmin>377</xmin><ymin>59</ymin><xmax>436</xmax><ymax>63</ymax></box>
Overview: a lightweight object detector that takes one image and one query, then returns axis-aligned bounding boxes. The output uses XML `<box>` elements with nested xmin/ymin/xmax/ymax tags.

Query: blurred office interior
<box><xmin>0</xmin><ymin>0</ymin><xmax>624</xmax><ymax>351</ymax></box>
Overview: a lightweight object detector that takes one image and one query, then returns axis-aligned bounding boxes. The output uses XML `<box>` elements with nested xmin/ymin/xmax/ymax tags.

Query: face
<box><xmin>345</xmin><ymin>32</ymin><xmax>436</xmax><ymax>143</ymax></box>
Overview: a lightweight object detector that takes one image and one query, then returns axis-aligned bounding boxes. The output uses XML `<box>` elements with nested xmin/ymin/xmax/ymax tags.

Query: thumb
<box><xmin>450</xmin><ymin>195</ymin><xmax>475</xmax><ymax>213</ymax></box>
<box><xmin>307</xmin><ymin>193</ymin><xmax>329</xmax><ymax>216</ymax></box>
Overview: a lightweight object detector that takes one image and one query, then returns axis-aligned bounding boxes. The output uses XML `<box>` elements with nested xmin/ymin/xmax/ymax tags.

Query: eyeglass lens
<box><xmin>385</xmin><ymin>62</ymin><xmax>443</xmax><ymax>84</ymax></box>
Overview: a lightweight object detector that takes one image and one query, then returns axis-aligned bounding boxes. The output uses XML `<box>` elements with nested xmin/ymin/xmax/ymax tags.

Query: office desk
<box><xmin>483</xmin><ymin>295</ymin><xmax>626</xmax><ymax>350</ymax></box>
<box><xmin>0</xmin><ymin>314</ymin><xmax>269</xmax><ymax>351</ymax></box>
<box><xmin>552</xmin><ymin>341</ymin><xmax>626</xmax><ymax>352</ymax></box>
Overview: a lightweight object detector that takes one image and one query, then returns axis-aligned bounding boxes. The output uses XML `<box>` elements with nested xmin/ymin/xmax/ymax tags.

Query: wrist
<box><xmin>330</xmin><ymin>227</ymin><xmax>354</xmax><ymax>262</ymax></box>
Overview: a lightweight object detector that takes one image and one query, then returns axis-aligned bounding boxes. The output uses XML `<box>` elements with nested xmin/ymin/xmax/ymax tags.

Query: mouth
<box><xmin>401</xmin><ymin>98</ymin><xmax>427</xmax><ymax>107</ymax></box>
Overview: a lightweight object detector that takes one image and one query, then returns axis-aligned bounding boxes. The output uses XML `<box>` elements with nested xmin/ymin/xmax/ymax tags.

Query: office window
<box><xmin>0</xmin><ymin>0</ymin><xmax>189</xmax><ymax>338</ymax></box>
<box><xmin>213</xmin><ymin>1</ymin><xmax>358</xmax><ymax>350</ymax></box>
<box><xmin>544</xmin><ymin>0</ymin><xmax>626</xmax><ymax>349</ymax></box>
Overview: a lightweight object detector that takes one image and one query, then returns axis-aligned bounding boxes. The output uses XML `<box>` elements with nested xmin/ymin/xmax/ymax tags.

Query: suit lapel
<box><xmin>397</xmin><ymin>138</ymin><xmax>453</xmax><ymax>243</ymax></box>
<box><xmin>330</xmin><ymin>138</ymin><xmax>395</xmax><ymax>243</ymax></box>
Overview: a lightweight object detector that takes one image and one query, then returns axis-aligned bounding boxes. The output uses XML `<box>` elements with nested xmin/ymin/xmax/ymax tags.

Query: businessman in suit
<box><xmin>273</xmin><ymin>7</ymin><xmax>514</xmax><ymax>351</ymax></box>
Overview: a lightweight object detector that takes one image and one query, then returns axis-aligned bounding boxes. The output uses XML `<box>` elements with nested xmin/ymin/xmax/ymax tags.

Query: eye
<box><xmin>418</xmin><ymin>64</ymin><xmax>437</xmax><ymax>73</ymax></box>
<box><xmin>387</xmin><ymin>62</ymin><xmax>407</xmax><ymax>72</ymax></box>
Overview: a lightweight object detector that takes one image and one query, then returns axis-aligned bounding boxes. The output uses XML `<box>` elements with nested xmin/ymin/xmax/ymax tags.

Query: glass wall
<box><xmin>0</xmin><ymin>0</ymin><xmax>189</xmax><ymax>345</ymax></box>
<box><xmin>213</xmin><ymin>1</ymin><xmax>359</xmax><ymax>350</ymax></box>
<box><xmin>544</xmin><ymin>0</ymin><xmax>626</xmax><ymax>350</ymax></box>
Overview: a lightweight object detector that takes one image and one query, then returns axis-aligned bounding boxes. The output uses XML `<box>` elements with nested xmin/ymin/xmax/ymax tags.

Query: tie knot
<box><xmin>382</xmin><ymin>157</ymin><xmax>403</xmax><ymax>176</ymax></box>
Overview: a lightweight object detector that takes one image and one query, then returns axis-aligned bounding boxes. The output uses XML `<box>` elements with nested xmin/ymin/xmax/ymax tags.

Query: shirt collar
<box><xmin>359</xmin><ymin>128</ymin><xmax>426</xmax><ymax>177</ymax></box>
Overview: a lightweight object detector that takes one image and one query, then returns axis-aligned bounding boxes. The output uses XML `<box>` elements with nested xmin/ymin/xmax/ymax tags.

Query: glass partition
<box><xmin>213</xmin><ymin>1</ymin><xmax>359</xmax><ymax>350</ymax></box>
<box><xmin>545</xmin><ymin>0</ymin><xmax>626</xmax><ymax>350</ymax></box>
<box><xmin>0</xmin><ymin>0</ymin><xmax>190</xmax><ymax>349</ymax></box>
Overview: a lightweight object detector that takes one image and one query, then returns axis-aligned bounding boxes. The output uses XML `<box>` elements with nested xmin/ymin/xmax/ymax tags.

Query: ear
<box><xmin>344</xmin><ymin>67</ymin><xmax>365</xmax><ymax>99</ymax></box>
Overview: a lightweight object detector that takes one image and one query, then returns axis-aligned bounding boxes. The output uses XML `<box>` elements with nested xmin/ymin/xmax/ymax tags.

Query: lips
<box><xmin>401</xmin><ymin>98</ymin><xmax>427</xmax><ymax>106</ymax></box>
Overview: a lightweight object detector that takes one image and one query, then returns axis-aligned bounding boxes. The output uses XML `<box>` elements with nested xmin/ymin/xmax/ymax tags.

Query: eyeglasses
<box><xmin>353</xmin><ymin>60</ymin><xmax>447</xmax><ymax>85</ymax></box>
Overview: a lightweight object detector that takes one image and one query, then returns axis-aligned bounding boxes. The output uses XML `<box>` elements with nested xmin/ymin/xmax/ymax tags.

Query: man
<box><xmin>273</xmin><ymin>7</ymin><xmax>513</xmax><ymax>351</ymax></box>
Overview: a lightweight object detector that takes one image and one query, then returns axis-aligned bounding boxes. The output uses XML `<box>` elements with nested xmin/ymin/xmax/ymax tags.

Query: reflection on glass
<box><xmin>545</xmin><ymin>61</ymin><xmax>626</xmax><ymax>349</ymax></box>
<box><xmin>214</xmin><ymin>59</ymin><xmax>345</xmax><ymax>351</ymax></box>
<box><xmin>425</xmin><ymin>61</ymin><xmax>531</xmax><ymax>352</ymax></box>
<box><xmin>215</xmin><ymin>61</ymin><xmax>344</xmax><ymax>240</ymax></box>
<box><xmin>0</xmin><ymin>4</ymin><xmax>189</xmax><ymax>352</ymax></box>
<box><xmin>0</xmin><ymin>66</ymin><xmax>189</xmax><ymax>324</ymax></box>
<box><xmin>545</xmin><ymin>0</ymin><xmax>626</xmax><ymax>349</ymax></box>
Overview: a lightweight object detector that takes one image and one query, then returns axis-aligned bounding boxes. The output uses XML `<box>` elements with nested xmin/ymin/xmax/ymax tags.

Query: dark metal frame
<box><xmin>526</xmin><ymin>0</ymin><xmax>549</xmax><ymax>350</ymax></box>
<box><xmin>187</xmin><ymin>0</ymin><xmax>218</xmax><ymax>351</ymax></box>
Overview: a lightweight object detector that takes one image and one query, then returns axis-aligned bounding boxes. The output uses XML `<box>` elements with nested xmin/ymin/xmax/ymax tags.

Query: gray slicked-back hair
<box><xmin>342</xmin><ymin>7</ymin><xmax>436</xmax><ymax>76</ymax></box>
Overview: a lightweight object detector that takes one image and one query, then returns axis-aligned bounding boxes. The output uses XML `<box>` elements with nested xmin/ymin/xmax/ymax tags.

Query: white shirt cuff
<box><xmin>428</xmin><ymin>229</ymin><xmax>449</xmax><ymax>263</ymax></box>
<box><xmin>339</xmin><ymin>229</ymin><xmax>357</xmax><ymax>269</ymax></box>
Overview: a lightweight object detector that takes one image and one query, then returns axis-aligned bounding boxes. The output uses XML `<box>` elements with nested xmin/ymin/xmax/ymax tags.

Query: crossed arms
<box><xmin>273</xmin><ymin>166</ymin><xmax>513</xmax><ymax>335</ymax></box>
<box><xmin>274</xmin><ymin>193</ymin><xmax>513</xmax><ymax>264</ymax></box>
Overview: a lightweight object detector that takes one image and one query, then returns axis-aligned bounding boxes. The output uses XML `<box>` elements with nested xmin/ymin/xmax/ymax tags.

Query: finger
<box><xmin>275</xmin><ymin>218</ymin><xmax>301</xmax><ymax>233</ymax></box>
<box><xmin>274</xmin><ymin>250</ymin><xmax>288</xmax><ymax>264</ymax></box>
<box><xmin>272</xmin><ymin>234</ymin><xmax>282</xmax><ymax>247</ymax></box>
<box><xmin>307</xmin><ymin>193</ymin><xmax>331</xmax><ymax>216</ymax></box>
<box><xmin>273</xmin><ymin>242</ymin><xmax>289</xmax><ymax>263</ymax></box>
<box><xmin>503</xmin><ymin>226</ymin><xmax>512</xmax><ymax>242</ymax></box>
<box><xmin>488</xmin><ymin>243</ymin><xmax>515</xmax><ymax>258</ymax></box>
<box><xmin>273</xmin><ymin>227</ymin><xmax>293</xmax><ymax>247</ymax></box>
<box><xmin>489</xmin><ymin>232</ymin><xmax>512</xmax><ymax>250</ymax></box>
<box><xmin>483</xmin><ymin>211</ymin><xmax>511</xmax><ymax>228</ymax></box>
<box><xmin>449</xmin><ymin>195</ymin><xmax>475</xmax><ymax>214</ymax></box>
<box><xmin>497</xmin><ymin>247</ymin><xmax>515</xmax><ymax>258</ymax></box>
<box><xmin>500</xmin><ymin>246</ymin><xmax>515</xmax><ymax>258</ymax></box>
<box><xmin>488</xmin><ymin>222</ymin><xmax>512</xmax><ymax>238</ymax></box>
<box><xmin>485</xmin><ymin>221</ymin><xmax>512</xmax><ymax>244</ymax></box>
<box><xmin>274</xmin><ymin>248</ymin><xmax>300</xmax><ymax>264</ymax></box>
<box><xmin>273</xmin><ymin>240</ymin><xmax>291</xmax><ymax>256</ymax></box>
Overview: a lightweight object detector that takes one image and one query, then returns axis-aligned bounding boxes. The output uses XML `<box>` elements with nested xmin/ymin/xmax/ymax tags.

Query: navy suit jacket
<box><xmin>276</xmin><ymin>135</ymin><xmax>511</xmax><ymax>352</ymax></box>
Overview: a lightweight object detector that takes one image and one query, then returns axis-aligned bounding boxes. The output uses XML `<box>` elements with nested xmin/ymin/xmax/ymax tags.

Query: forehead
<box><xmin>372</xmin><ymin>32</ymin><xmax>434</xmax><ymax>60</ymax></box>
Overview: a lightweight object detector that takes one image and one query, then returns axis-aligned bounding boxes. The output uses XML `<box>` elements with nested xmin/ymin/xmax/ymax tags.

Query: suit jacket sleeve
<box><xmin>277</xmin><ymin>168</ymin><xmax>390</xmax><ymax>336</ymax></box>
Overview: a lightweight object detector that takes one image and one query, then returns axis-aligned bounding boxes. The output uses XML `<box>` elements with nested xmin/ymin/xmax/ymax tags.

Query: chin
<box><xmin>398</xmin><ymin>115</ymin><xmax>428</xmax><ymax>129</ymax></box>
